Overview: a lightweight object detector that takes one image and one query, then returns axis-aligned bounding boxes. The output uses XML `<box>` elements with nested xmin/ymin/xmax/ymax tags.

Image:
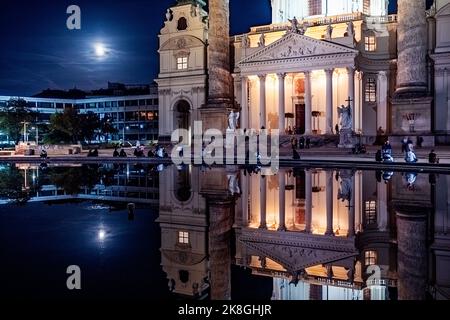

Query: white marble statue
<box><xmin>347</xmin><ymin>21</ymin><xmax>354</xmax><ymax>37</ymax></box>
<box><xmin>337</xmin><ymin>104</ymin><xmax>352</xmax><ymax>130</ymax></box>
<box><xmin>227</xmin><ymin>173</ymin><xmax>240</xmax><ymax>195</ymax></box>
<box><xmin>326</xmin><ymin>24</ymin><xmax>333</xmax><ymax>39</ymax></box>
<box><xmin>338</xmin><ymin>176</ymin><xmax>352</xmax><ymax>202</ymax></box>
<box><xmin>242</xmin><ymin>34</ymin><xmax>250</xmax><ymax>48</ymax></box>
<box><xmin>166</xmin><ymin>9</ymin><xmax>172</xmax><ymax>21</ymax></box>
<box><xmin>258</xmin><ymin>33</ymin><xmax>266</xmax><ymax>47</ymax></box>
<box><xmin>228</xmin><ymin>111</ymin><xmax>240</xmax><ymax>130</ymax></box>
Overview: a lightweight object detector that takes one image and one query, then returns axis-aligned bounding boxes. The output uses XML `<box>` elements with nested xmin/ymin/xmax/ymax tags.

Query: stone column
<box><xmin>325</xmin><ymin>171</ymin><xmax>334</xmax><ymax>235</ymax></box>
<box><xmin>347</xmin><ymin>67</ymin><xmax>355</xmax><ymax>130</ymax></box>
<box><xmin>278</xmin><ymin>171</ymin><xmax>286</xmax><ymax>231</ymax></box>
<box><xmin>206</xmin><ymin>195</ymin><xmax>236</xmax><ymax>300</ymax></box>
<box><xmin>277</xmin><ymin>73</ymin><xmax>286</xmax><ymax>133</ymax></box>
<box><xmin>304</xmin><ymin>71</ymin><xmax>312</xmax><ymax>135</ymax></box>
<box><xmin>241</xmin><ymin>76</ymin><xmax>249</xmax><ymax>130</ymax></box>
<box><xmin>207</xmin><ymin>0</ymin><xmax>232</xmax><ymax>103</ymax></box>
<box><xmin>395</xmin><ymin>0</ymin><xmax>428</xmax><ymax>97</ymax></box>
<box><xmin>377</xmin><ymin>71</ymin><xmax>388</xmax><ymax>132</ymax></box>
<box><xmin>259</xmin><ymin>75</ymin><xmax>267</xmax><ymax>129</ymax></box>
<box><xmin>259</xmin><ymin>176</ymin><xmax>267</xmax><ymax>229</ymax></box>
<box><xmin>396</xmin><ymin>206</ymin><xmax>428</xmax><ymax>300</ymax></box>
<box><xmin>305</xmin><ymin>170</ymin><xmax>312</xmax><ymax>233</ymax></box>
<box><xmin>325</xmin><ymin>69</ymin><xmax>334</xmax><ymax>134</ymax></box>
<box><xmin>201</xmin><ymin>0</ymin><xmax>233</xmax><ymax>131</ymax></box>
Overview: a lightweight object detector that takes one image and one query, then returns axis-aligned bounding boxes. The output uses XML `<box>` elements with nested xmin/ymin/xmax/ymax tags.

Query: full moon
<box><xmin>94</xmin><ymin>43</ymin><xmax>106</xmax><ymax>57</ymax></box>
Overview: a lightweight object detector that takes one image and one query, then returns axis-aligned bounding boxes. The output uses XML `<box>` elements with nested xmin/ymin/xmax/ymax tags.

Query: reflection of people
<box><xmin>429</xmin><ymin>150</ymin><xmax>439</xmax><ymax>164</ymax></box>
<box><xmin>40</xmin><ymin>149</ymin><xmax>48</xmax><ymax>159</ymax></box>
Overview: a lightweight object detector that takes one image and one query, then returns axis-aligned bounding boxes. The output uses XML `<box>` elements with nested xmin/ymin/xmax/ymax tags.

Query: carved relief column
<box><xmin>259</xmin><ymin>74</ymin><xmax>267</xmax><ymax>129</ymax></box>
<box><xmin>278</xmin><ymin>171</ymin><xmax>286</xmax><ymax>231</ymax></box>
<box><xmin>259</xmin><ymin>176</ymin><xmax>267</xmax><ymax>229</ymax></box>
<box><xmin>325</xmin><ymin>69</ymin><xmax>334</xmax><ymax>134</ymax></box>
<box><xmin>395</xmin><ymin>0</ymin><xmax>428</xmax><ymax>96</ymax></box>
<box><xmin>241</xmin><ymin>76</ymin><xmax>249</xmax><ymax>130</ymax></box>
<box><xmin>206</xmin><ymin>195</ymin><xmax>236</xmax><ymax>300</ymax></box>
<box><xmin>325</xmin><ymin>171</ymin><xmax>334</xmax><ymax>235</ymax></box>
<box><xmin>305</xmin><ymin>169</ymin><xmax>313</xmax><ymax>233</ymax></box>
<box><xmin>304</xmin><ymin>71</ymin><xmax>312</xmax><ymax>135</ymax></box>
<box><xmin>396</xmin><ymin>206</ymin><xmax>428</xmax><ymax>300</ymax></box>
<box><xmin>277</xmin><ymin>73</ymin><xmax>286</xmax><ymax>133</ymax></box>
<box><xmin>347</xmin><ymin>67</ymin><xmax>356</xmax><ymax>131</ymax></box>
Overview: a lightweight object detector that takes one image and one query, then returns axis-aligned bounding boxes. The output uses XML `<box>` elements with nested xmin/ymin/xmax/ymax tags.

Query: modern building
<box><xmin>157</xmin><ymin>0</ymin><xmax>450</xmax><ymax>146</ymax></box>
<box><xmin>0</xmin><ymin>83</ymin><xmax>159</xmax><ymax>144</ymax></box>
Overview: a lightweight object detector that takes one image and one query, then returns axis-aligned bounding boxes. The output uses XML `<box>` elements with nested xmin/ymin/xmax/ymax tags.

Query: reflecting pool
<box><xmin>0</xmin><ymin>162</ymin><xmax>449</xmax><ymax>300</ymax></box>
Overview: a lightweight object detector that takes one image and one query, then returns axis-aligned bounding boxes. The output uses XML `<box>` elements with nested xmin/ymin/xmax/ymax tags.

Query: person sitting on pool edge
<box><xmin>429</xmin><ymin>150</ymin><xmax>439</xmax><ymax>164</ymax></box>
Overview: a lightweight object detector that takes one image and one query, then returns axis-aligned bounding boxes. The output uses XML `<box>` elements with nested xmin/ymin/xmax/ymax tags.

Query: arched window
<box><xmin>177</xmin><ymin>17</ymin><xmax>188</xmax><ymax>31</ymax></box>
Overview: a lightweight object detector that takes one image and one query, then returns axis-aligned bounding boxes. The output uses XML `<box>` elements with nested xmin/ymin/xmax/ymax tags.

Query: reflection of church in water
<box><xmin>158</xmin><ymin>165</ymin><xmax>450</xmax><ymax>300</ymax></box>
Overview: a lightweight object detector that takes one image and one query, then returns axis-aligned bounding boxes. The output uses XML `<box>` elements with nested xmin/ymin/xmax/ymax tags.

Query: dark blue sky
<box><xmin>0</xmin><ymin>0</ymin><xmax>406</xmax><ymax>96</ymax></box>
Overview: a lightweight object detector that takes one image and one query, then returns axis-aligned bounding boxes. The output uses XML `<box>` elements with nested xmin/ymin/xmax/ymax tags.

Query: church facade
<box><xmin>157</xmin><ymin>0</ymin><xmax>450</xmax><ymax>144</ymax></box>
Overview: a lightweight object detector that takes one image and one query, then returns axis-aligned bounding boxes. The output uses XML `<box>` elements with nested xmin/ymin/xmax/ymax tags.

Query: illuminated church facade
<box><xmin>157</xmin><ymin>0</ymin><xmax>450</xmax><ymax>145</ymax></box>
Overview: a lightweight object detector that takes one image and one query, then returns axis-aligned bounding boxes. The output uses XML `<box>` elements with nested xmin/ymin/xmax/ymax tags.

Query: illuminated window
<box><xmin>178</xmin><ymin>231</ymin><xmax>189</xmax><ymax>244</ymax></box>
<box><xmin>177</xmin><ymin>56</ymin><xmax>188</xmax><ymax>70</ymax></box>
<box><xmin>365</xmin><ymin>78</ymin><xmax>377</xmax><ymax>103</ymax></box>
<box><xmin>365</xmin><ymin>35</ymin><xmax>376</xmax><ymax>52</ymax></box>
<box><xmin>365</xmin><ymin>201</ymin><xmax>377</xmax><ymax>225</ymax></box>
<box><xmin>363</xmin><ymin>0</ymin><xmax>371</xmax><ymax>15</ymax></box>
<box><xmin>308</xmin><ymin>0</ymin><xmax>322</xmax><ymax>16</ymax></box>
<box><xmin>365</xmin><ymin>251</ymin><xmax>378</xmax><ymax>266</ymax></box>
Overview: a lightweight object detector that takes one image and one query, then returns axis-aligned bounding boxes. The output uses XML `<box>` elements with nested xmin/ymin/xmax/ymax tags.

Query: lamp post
<box><xmin>21</xmin><ymin>121</ymin><xmax>30</xmax><ymax>143</ymax></box>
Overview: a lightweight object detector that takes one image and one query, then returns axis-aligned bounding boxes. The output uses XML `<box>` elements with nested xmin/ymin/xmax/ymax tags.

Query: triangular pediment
<box><xmin>240</xmin><ymin>228</ymin><xmax>357</xmax><ymax>273</ymax></box>
<box><xmin>239</xmin><ymin>32</ymin><xmax>358</xmax><ymax>66</ymax></box>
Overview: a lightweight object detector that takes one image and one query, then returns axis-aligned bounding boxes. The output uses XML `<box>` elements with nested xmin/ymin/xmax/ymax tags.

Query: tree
<box><xmin>46</xmin><ymin>108</ymin><xmax>82</xmax><ymax>144</ymax></box>
<box><xmin>99</xmin><ymin>116</ymin><xmax>118</xmax><ymax>141</ymax></box>
<box><xmin>81</xmin><ymin>112</ymin><xmax>100</xmax><ymax>144</ymax></box>
<box><xmin>0</xmin><ymin>98</ymin><xmax>37</xmax><ymax>144</ymax></box>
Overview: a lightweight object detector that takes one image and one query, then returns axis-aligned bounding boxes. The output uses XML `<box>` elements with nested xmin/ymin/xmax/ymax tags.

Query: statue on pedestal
<box><xmin>337</xmin><ymin>98</ymin><xmax>356</xmax><ymax>148</ymax></box>
<box><xmin>227</xmin><ymin>110</ymin><xmax>240</xmax><ymax>131</ymax></box>
<box><xmin>337</xmin><ymin>104</ymin><xmax>352</xmax><ymax>130</ymax></box>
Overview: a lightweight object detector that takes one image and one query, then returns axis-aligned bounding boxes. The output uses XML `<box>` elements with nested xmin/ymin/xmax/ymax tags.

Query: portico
<box><xmin>238</xmin><ymin>32</ymin><xmax>359</xmax><ymax>135</ymax></box>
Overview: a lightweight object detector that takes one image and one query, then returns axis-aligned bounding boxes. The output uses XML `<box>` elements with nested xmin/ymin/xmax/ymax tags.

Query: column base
<box><xmin>391</xmin><ymin>96</ymin><xmax>433</xmax><ymax>135</ymax></box>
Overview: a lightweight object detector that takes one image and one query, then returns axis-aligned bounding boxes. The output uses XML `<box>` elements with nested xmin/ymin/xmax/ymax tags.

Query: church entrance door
<box><xmin>295</xmin><ymin>104</ymin><xmax>305</xmax><ymax>135</ymax></box>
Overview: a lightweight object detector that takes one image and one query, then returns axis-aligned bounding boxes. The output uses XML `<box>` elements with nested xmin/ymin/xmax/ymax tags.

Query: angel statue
<box><xmin>228</xmin><ymin>110</ymin><xmax>240</xmax><ymax>130</ymax></box>
<box><xmin>337</xmin><ymin>104</ymin><xmax>352</xmax><ymax>130</ymax></box>
<box><xmin>338</xmin><ymin>176</ymin><xmax>352</xmax><ymax>202</ymax></box>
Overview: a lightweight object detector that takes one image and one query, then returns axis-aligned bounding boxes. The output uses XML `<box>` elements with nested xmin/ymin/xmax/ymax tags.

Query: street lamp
<box><xmin>31</xmin><ymin>126</ymin><xmax>39</xmax><ymax>145</ymax></box>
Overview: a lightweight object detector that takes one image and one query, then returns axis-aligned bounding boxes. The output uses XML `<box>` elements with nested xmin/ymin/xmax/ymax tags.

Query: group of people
<box><xmin>113</xmin><ymin>144</ymin><xmax>169</xmax><ymax>159</ymax></box>
<box><xmin>375</xmin><ymin>138</ymin><xmax>440</xmax><ymax>164</ymax></box>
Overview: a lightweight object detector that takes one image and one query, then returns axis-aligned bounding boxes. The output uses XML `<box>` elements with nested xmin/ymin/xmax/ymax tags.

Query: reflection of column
<box><xmin>259</xmin><ymin>176</ymin><xmax>267</xmax><ymax>229</ymax></box>
<box><xmin>206</xmin><ymin>196</ymin><xmax>236</xmax><ymax>300</ymax></box>
<box><xmin>347</xmin><ymin>67</ymin><xmax>355</xmax><ymax>130</ymax></box>
<box><xmin>348</xmin><ymin>174</ymin><xmax>355</xmax><ymax>237</ymax></box>
<box><xmin>241</xmin><ymin>171</ymin><xmax>249</xmax><ymax>227</ymax></box>
<box><xmin>241</xmin><ymin>76</ymin><xmax>249</xmax><ymax>130</ymax></box>
<box><xmin>304</xmin><ymin>71</ymin><xmax>312</xmax><ymax>135</ymax></box>
<box><xmin>325</xmin><ymin>171</ymin><xmax>334</xmax><ymax>235</ymax></box>
<box><xmin>305</xmin><ymin>170</ymin><xmax>312</xmax><ymax>233</ymax></box>
<box><xmin>259</xmin><ymin>75</ymin><xmax>267</xmax><ymax>129</ymax></box>
<box><xmin>278</xmin><ymin>172</ymin><xmax>286</xmax><ymax>231</ymax></box>
<box><xmin>278</xmin><ymin>73</ymin><xmax>286</xmax><ymax>132</ymax></box>
<box><xmin>325</xmin><ymin>69</ymin><xmax>334</xmax><ymax>134</ymax></box>
<box><xmin>377</xmin><ymin>180</ymin><xmax>388</xmax><ymax>231</ymax></box>
<box><xmin>396</xmin><ymin>207</ymin><xmax>428</xmax><ymax>300</ymax></box>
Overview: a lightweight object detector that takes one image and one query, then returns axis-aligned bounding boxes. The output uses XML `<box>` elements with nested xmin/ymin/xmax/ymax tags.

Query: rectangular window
<box><xmin>178</xmin><ymin>231</ymin><xmax>189</xmax><ymax>244</ymax></box>
<box><xmin>365</xmin><ymin>201</ymin><xmax>377</xmax><ymax>225</ymax></box>
<box><xmin>308</xmin><ymin>0</ymin><xmax>322</xmax><ymax>16</ymax></box>
<box><xmin>177</xmin><ymin>56</ymin><xmax>188</xmax><ymax>70</ymax></box>
<box><xmin>365</xmin><ymin>78</ymin><xmax>377</xmax><ymax>103</ymax></box>
<box><xmin>363</xmin><ymin>0</ymin><xmax>371</xmax><ymax>15</ymax></box>
<box><xmin>365</xmin><ymin>251</ymin><xmax>377</xmax><ymax>266</ymax></box>
<box><xmin>365</xmin><ymin>35</ymin><xmax>376</xmax><ymax>52</ymax></box>
<box><xmin>139</xmin><ymin>99</ymin><xmax>146</xmax><ymax>106</ymax></box>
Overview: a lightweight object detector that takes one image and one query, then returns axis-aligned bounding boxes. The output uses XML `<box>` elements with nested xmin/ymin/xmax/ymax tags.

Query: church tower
<box><xmin>156</xmin><ymin>0</ymin><xmax>208</xmax><ymax>143</ymax></box>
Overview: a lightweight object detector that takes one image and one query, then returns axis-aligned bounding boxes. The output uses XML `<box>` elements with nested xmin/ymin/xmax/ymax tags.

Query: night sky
<box><xmin>0</xmin><ymin>0</ymin><xmax>414</xmax><ymax>96</ymax></box>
